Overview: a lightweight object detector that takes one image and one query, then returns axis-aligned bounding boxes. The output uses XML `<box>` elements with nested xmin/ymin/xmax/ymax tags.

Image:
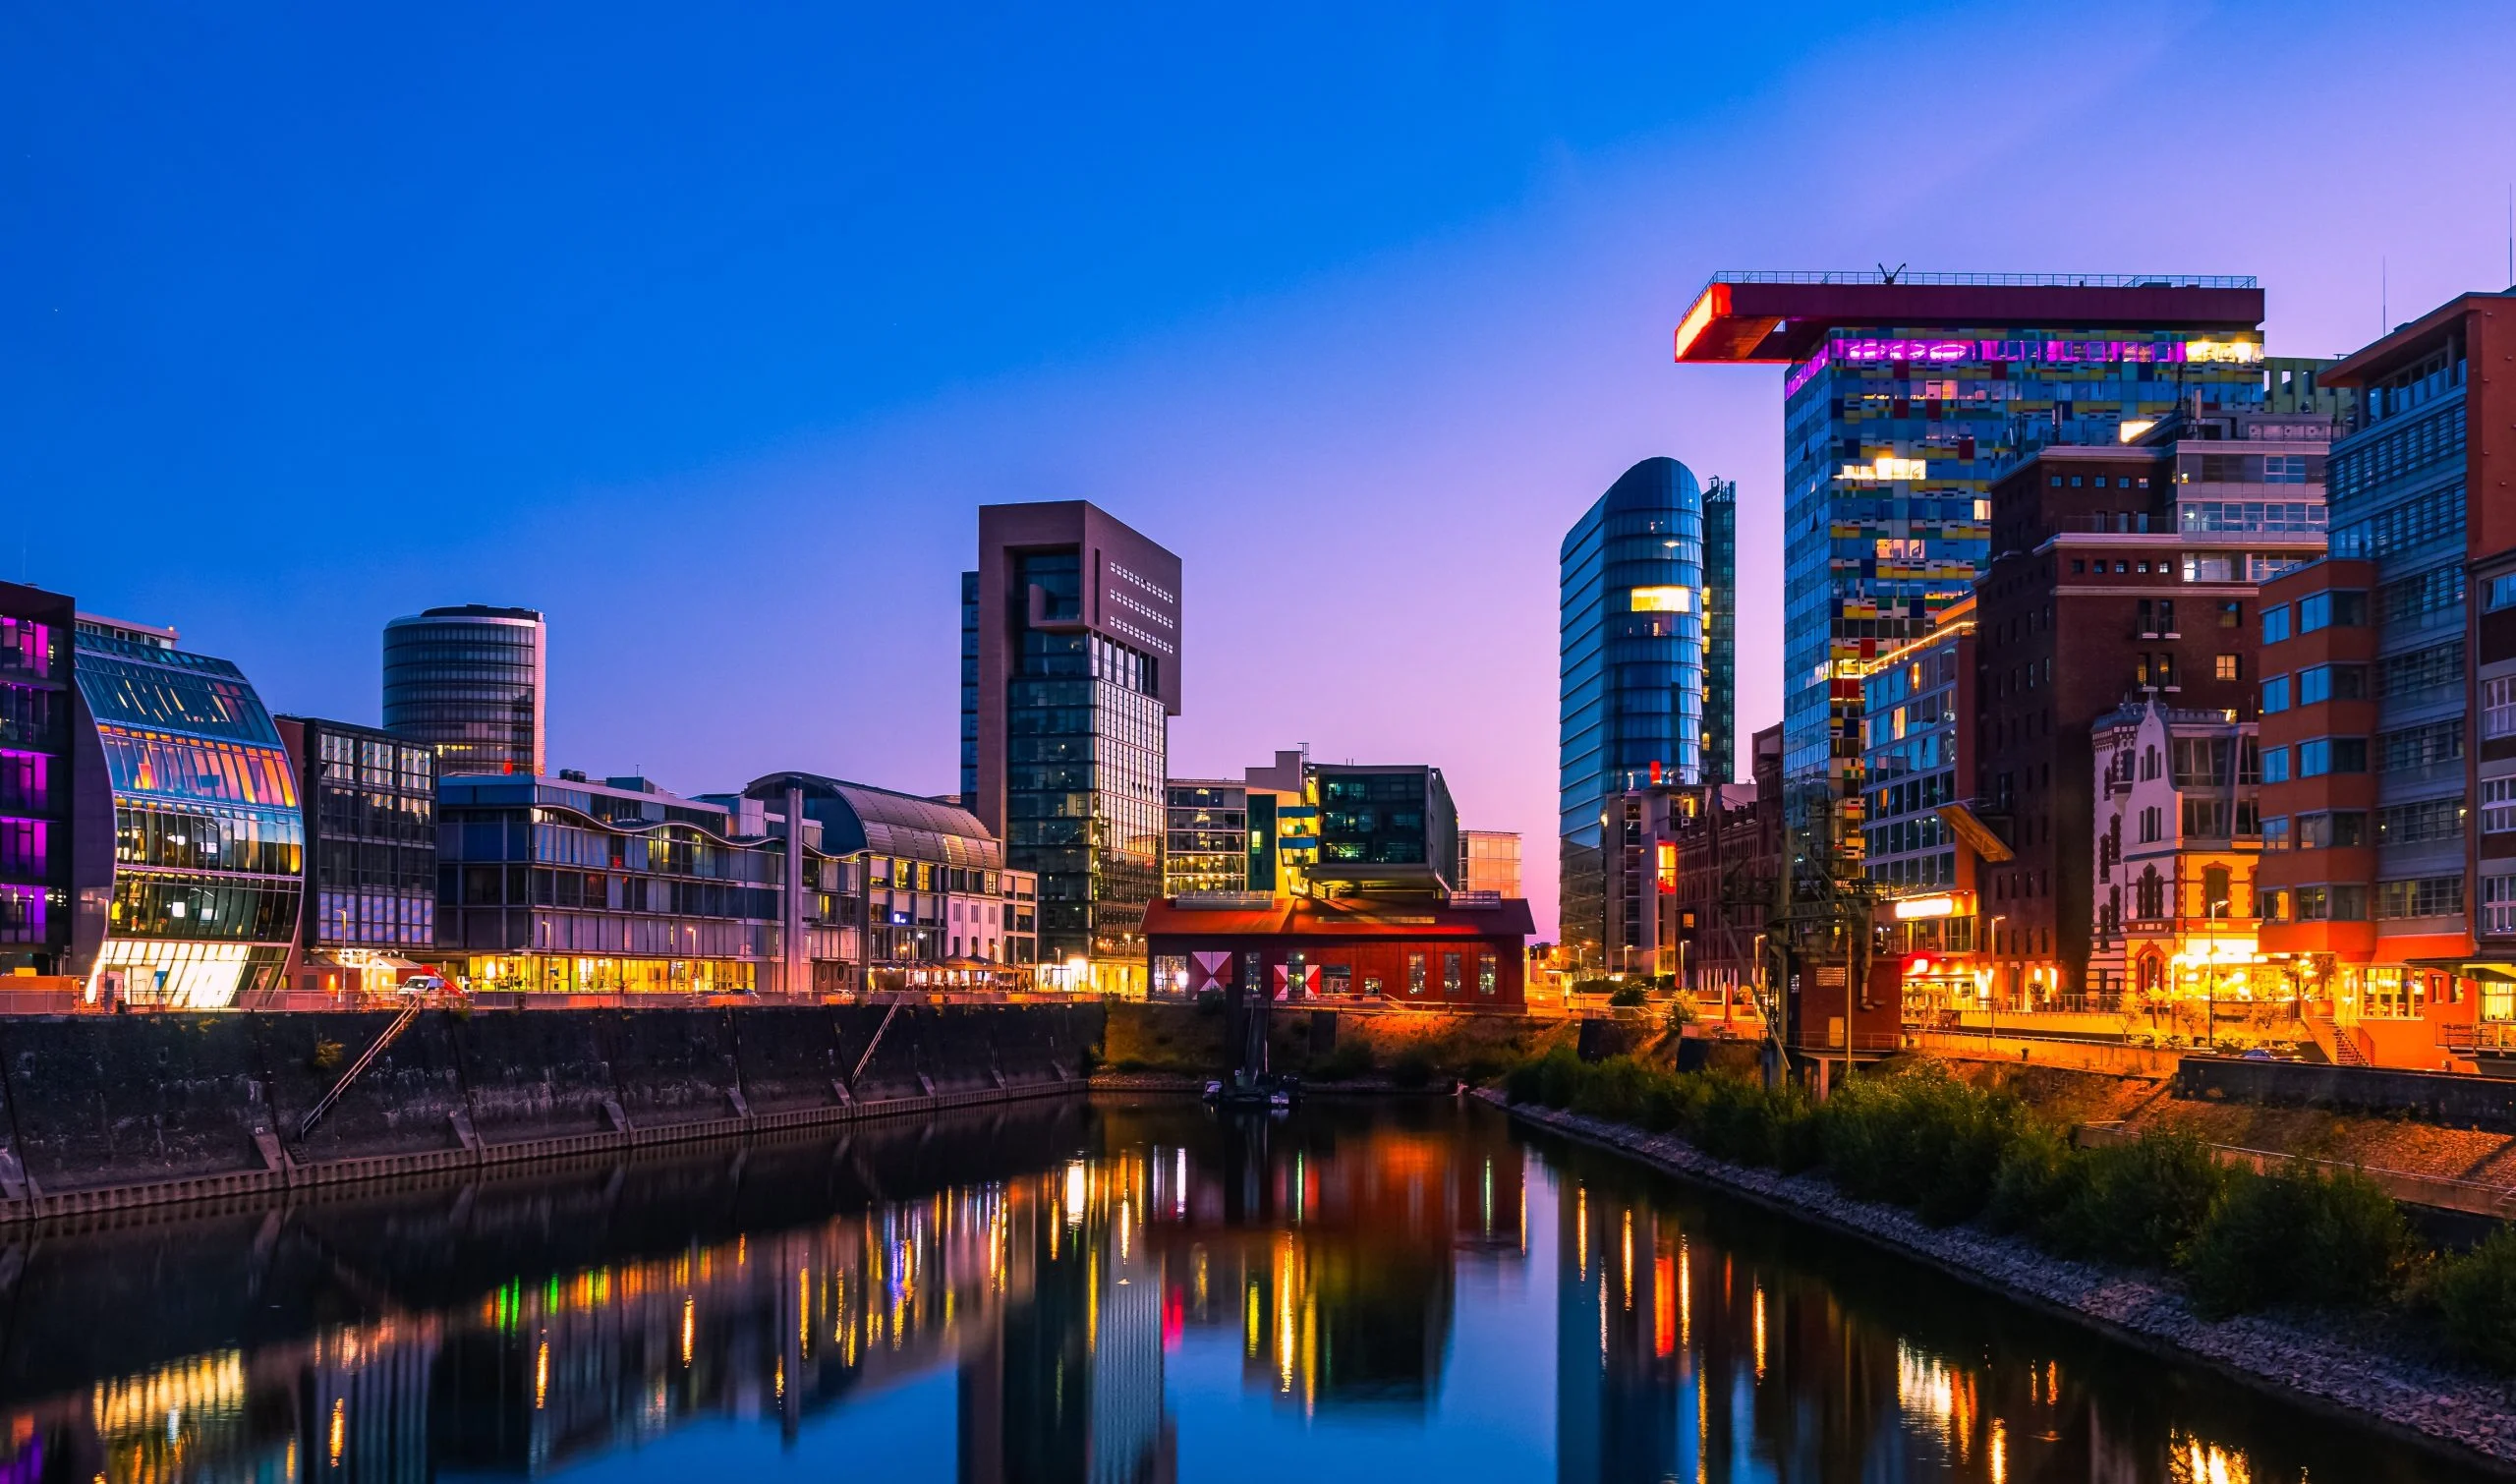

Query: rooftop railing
<box><xmin>1709</xmin><ymin>270</ymin><xmax>2258</xmax><ymax>290</ymax></box>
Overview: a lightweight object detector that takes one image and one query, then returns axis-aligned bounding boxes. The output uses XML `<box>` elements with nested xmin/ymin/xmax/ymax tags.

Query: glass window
<box><xmin>2261</xmin><ymin>604</ymin><xmax>2290</xmax><ymax>644</ymax></box>
<box><xmin>2299</xmin><ymin>738</ymin><xmax>2367</xmax><ymax>776</ymax></box>
<box><xmin>2298</xmin><ymin>664</ymin><xmax>2367</xmax><ymax>705</ymax></box>
<box><xmin>2486</xmin><ymin>779</ymin><xmax>2516</xmax><ymax>834</ymax></box>
<box><xmin>2489</xmin><ymin>574</ymin><xmax>2516</xmax><ymax>612</ymax></box>
<box><xmin>2487</xmin><ymin>677</ymin><xmax>2516</xmax><ymax>740</ymax></box>
<box><xmin>2298</xmin><ymin>591</ymin><xmax>2368</xmax><ymax>632</ymax></box>
<box><xmin>1442</xmin><ymin>951</ymin><xmax>1461</xmax><ymax>995</ymax></box>
<box><xmin>2259</xmin><ymin>746</ymin><xmax>2290</xmax><ymax>783</ymax></box>
<box><xmin>1406</xmin><ymin>952</ymin><xmax>1425</xmax><ymax>996</ymax></box>
<box><xmin>2261</xmin><ymin>675</ymin><xmax>2290</xmax><ymax>713</ymax></box>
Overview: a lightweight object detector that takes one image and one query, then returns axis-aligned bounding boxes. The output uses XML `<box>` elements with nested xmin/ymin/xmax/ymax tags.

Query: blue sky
<box><xmin>8</xmin><ymin>2</ymin><xmax>2514</xmax><ymax>933</ymax></box>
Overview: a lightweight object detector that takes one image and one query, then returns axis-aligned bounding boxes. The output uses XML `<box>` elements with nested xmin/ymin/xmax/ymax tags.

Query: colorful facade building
<box><xmin>1674</xmin><ymin>272</ymin><xmax>2271</xmax><ymax>882</ymax></box>
<box><xmin>2252</xmin><ymin>289</ymin><xmax>2516</xmax><ymax>1067</ymax></box>
<box><xmin>2089</xmin><ymin>701</ymin><xmax>2266</xmax><ymax>1037</ymax></box>
<box><xmin>0</xmin><ymin>580</ymin><xmax>74</xmax><ymax>979</ymax></box>
<box><xmin>71</xmin><ymin>612</ymin><xmax>304</xmax><ymax>1007</ymax></box>
<box><xmin>1971</xmin><ymin>410</ymin><xmax>2330</xmax><ymax>1008</ymax></box>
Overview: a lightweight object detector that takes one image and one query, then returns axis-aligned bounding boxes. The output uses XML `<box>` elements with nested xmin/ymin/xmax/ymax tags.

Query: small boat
<box><xmin>1203</xmin><ymin>1072</ymin><xmax>1299</xmax><ymax>1112</ymax></box>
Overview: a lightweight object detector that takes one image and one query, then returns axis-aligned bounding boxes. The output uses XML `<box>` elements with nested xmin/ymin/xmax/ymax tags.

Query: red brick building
<box><xmin>1143</xmin><ymin>895</ymin><xmax>1533</xmax><ymax>1009</ymax></box>
<box><xmin>1973</xmin><ymin>414</ymin><xmax>2330</xmax><ymax>1004</ymax></box>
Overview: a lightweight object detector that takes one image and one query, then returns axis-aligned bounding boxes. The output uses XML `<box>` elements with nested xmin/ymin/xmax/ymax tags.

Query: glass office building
<box><xmin>1559</xmin><ymin>457</ymin><xmax>1720</xmax><ymax>969</ymax></box>
<box><xmin>72</xmin><ymin>615</ymin><xmax>303</xmax><ymax>1007</ymax></box>
<box><xmin>1005</xmin><ymin>556</ymin><xmax>1167</xmax><ymax>960</ymax></box>
<box><xmin>1674</xmin><ymin>272</ymin><xmax>2270</xmax><ymax>871</ymax></box>
<box><xmin>1163</xmin><ymin>779</ymin><xmax>1249</xmax><ymax>895</ymax></box>
<box><xmin>433</xmin><ymin>772</ymin><xmax>784</xmax><ymax>995</ymax></box>
<box><xmin>1704</xmin><ymin>478</ymin><xmax>1739</xmax><ymax>786</ymax></box>
<box><xmin>0</xmin><ymin>582</ymin><xmax>73</xmax><ymax>974</ymax></box>
<box><xmin>968</xmin><ymin>502</ymin><xmax>1181</xmax><ymax>986</ymax></box>
<box><xmin>277</xmin><ymin>715</ymin><xmax>436</xmax><ymax>972</ymax></box>
<box><xmin>382</xmin><ymin>604</ymin><xmax>545</xmax><ymax>777</ymax></box>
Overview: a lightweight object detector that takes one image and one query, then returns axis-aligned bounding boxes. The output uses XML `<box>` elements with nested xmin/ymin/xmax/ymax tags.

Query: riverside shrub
<box><xmin>2050</xmin><ymin>1129</ymin><xmax>2226</xmax><ymax>1269</ymax></box>
<box><xmin>1817</xmin><ymin>1068</ymin><xmax>2026</xmax><ymax>1226</ymax></box>
<box><xmin>2183</xmin><ymin>1166</ymin><xmax>2412</xmax><ymax>1318</ymax></box>
<box><xmin>2429</xmin><ymin>1228</ymin><xmax>2516</xmax><ymax>1373</ymax></box>
<box><xmin>1496</xmin><ymin>1051</ymin><xmax>2427</xmax><ymax>1327</ymax></box>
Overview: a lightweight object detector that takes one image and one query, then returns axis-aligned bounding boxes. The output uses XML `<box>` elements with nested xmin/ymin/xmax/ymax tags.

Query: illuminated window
<box><xmin>2214</xmin><ymin>655</ymin><xmax>2239</xmax><ymax>680</ymax></box>
<box><xmin>1630</xmin><ymin>587</ymin><xmax>1692</xmax><ymax>613</ymax></box>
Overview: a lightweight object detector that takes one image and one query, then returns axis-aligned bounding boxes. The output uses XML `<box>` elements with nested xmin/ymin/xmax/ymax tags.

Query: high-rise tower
<box><xmin>1673</xmin><ymin>271</ymin><xmax>2269</xmax><ymax>873</ymax></box>
<box><xmin>1559</xmin><ymin>458</ymin><xmax>1720</xmax><ymax>970</ymax></box>
<box><xmin>964</xmin><ymin>502</ymin><xmax>1180</xmax><ymax>990</ymax></box>
<box><xmin>382</xmin><ymin>604</ymin><xmax>545</xmax><ymax>777</ymax></box>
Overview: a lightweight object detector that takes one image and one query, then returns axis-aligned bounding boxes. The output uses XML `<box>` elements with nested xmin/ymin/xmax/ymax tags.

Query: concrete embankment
<box><xmin>1490</xmin><ymin>1092</ymin><xmax>2516</xmax><ymax>1472</ymax></box>
<box><xmin>0</xmin><ymin>1002</ymin><xmax>1101</xmax><ymax>1222</ymax></box>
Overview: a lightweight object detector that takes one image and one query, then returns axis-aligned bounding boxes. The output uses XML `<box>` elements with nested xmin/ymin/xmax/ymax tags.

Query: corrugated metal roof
<box><xmin>744</xmin><ymin>771</ymin><xmax>1001</xmax><ymax>868</ymax></box>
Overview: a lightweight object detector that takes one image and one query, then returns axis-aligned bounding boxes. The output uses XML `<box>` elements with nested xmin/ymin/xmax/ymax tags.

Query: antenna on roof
<box><xmin>1877</xmin><ymin>262</ymin><xmax>1905</xmax><ymax>285</ymax></box>
<box><xmin>2381</xmin><ymin>256</ymin><xmax>2388</xmax><ymax>333</ymax></box>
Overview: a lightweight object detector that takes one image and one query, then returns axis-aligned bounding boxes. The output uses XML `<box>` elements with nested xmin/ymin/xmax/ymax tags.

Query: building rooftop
<box><xmin>1673</xmin><ymin>272</ymin><xmax>2265</xmax><ymax>364</ymax></box>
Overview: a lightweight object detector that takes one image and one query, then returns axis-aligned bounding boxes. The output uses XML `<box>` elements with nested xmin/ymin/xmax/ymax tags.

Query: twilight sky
<box><xmin>8</xmin><ymin>2</ymin><xmax>2515</xmax><ymax>936</ymax></box>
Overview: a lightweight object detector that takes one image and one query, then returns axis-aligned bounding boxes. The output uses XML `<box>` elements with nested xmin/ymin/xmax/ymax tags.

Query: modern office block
<box><xmin>1560</xmin><ymin>457</ymin><xmax>1718</xmax><ymax>969</ymax></box>
<box><xmin>0</xmin><ymin>581</ymin><xmax>75</xmax><ymax>976</ymax></box>
<box><xmin>966</xmin><ymin>502</ymin><xmax>1180</xmax><ymax>986</ymax></box>
<box><xmin>69</xmin><ymin>613</ymin><xmax>303</xmax><ymax>1007</ymax></box>
<box><xmin>432</xmin><ymin>771</ymin><xmax>790</xmax><ymax>995</ymax></box>
<box><xmin>382</xmin><ymin>604</ymin><xmax>546</xmax><ymax>777</ymax></box>
<box><xmin>1675</xmin><ymin>272</ymin><xmax>2270</xmax><ymax>872</ymax></box>
<box><xmin>1457</xmin><ymin>829</ymin><xmax>1522</xmax><ymax>899</ymax></box>
<box><xmin>1163</xmin><ymin>778</ymin><xmax>1248</xmax><ymax>896</ymax></box>
<box><xmin>738</xmin><ymin>771</ymin><xmax>1036</xmax><ymax>989</ymax></box>
<box><xmin>1704</xmin><ymin>476</ymin><xmax>1738</xmax><ymax>785</ymax></box>
<box><xmin>275</xmin><ymin>715</ymin><xmax>436</xmax><ymax>995</ymax></box>
<box><xmin>1307</xmin><ymin>764</ymin><xmax>1457</xmax><ymax>896</ymax></box>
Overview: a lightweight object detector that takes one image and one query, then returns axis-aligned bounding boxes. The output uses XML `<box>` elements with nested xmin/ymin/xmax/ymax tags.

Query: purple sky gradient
<box><xmin>12</xmin><ymin>3</ymin><xmax>2516</xmax><ymax>938</ymax></box>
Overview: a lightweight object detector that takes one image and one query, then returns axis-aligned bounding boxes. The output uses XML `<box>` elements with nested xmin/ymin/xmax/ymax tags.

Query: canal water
<box><xmin>0</xmin><ymin>1096</ymin><xmax>2493</xmax><ymax>1483</ymax></box>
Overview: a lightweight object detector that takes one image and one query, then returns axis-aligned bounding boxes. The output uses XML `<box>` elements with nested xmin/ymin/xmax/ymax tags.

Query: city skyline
<box><xmin>11</xmin><ymin>6</ymin><xmax>2516</xmax><ymax>937</ymax></box>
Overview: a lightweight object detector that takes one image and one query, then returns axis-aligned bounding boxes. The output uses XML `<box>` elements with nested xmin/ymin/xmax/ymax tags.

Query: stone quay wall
<box><xmin>0</xmin><ymin>1002</ymin><xmax>1102</xmax><ymax>1222</ymax></box>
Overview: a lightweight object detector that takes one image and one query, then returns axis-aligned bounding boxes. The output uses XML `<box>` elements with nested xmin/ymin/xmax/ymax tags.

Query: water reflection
<box><xmin>0</xmin><ymin>1099</ymin><xmax>2489</xmax><ymax>1484</ymax></box>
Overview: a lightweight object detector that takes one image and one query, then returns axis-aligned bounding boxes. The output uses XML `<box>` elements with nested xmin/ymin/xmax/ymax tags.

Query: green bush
<box><xmin>2428</xmin><ymin>1228</ymin><xmax>2516</xmax><ymax>1372</ymax></box>
<box><xmin>2184</xmin><ymin>1166</ymin><xmax>2412</xmax><ymax>1318</ymax></box>
<box><xmin>2057</xmin><ymin>1129</ymin><xmax>2225</xmax><ymax>1269</ymax></box>
<box><xmin>1984</xmin><ymin>1121</ymin><xmax>2083</xmax><ymax>1237</ymax></box>
<box><xmin>1816</xmin><ymin>1068</ymin><xmax>2026</xmax><ymax>1226</ymax></box>
<box><xmin>1607</xmin><ymin>985</ymin><xmax>1649</xmax><ymax>1007</ymax></box>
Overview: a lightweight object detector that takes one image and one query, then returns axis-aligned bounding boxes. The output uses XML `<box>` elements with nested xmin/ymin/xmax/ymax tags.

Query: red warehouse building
<box><xmin>1144</xmin><ymin>896</ymin><xmax>1532</xmax><ymax>1009</ymax></box>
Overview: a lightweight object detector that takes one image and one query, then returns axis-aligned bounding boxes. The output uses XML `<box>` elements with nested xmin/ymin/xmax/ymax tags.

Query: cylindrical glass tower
<box><xmin>1559</xmin><ymin>457</ymin><xmax>1717</xmax><ymax>969</ymax></box>
<box><xmin>382</xmin><ymin>605</ymin><xmax>545</xmax><ymax>777</ymax></box>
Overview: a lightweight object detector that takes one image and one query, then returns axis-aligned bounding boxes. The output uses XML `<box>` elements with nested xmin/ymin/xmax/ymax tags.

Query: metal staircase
<box><xmin>298</xmin><ymin>1002</ymin><xmax>423</xmax><ymax>1142</ymax></box>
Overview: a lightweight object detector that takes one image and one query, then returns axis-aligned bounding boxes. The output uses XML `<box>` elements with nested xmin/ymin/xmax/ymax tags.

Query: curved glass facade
<box><xmin>382</xmin><ymin>605</ymin><xmax>544</xmax><ymax>777</ymax></box>
<box><xmin>1559</xmin><ymin>458</ymin><xmax>1715</xmax><ymax>969</ymax></box>
<box><xmin>75</xmin><ymin>628</ymin><xmax>302</xmax><ymax>1007</ymax></box>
